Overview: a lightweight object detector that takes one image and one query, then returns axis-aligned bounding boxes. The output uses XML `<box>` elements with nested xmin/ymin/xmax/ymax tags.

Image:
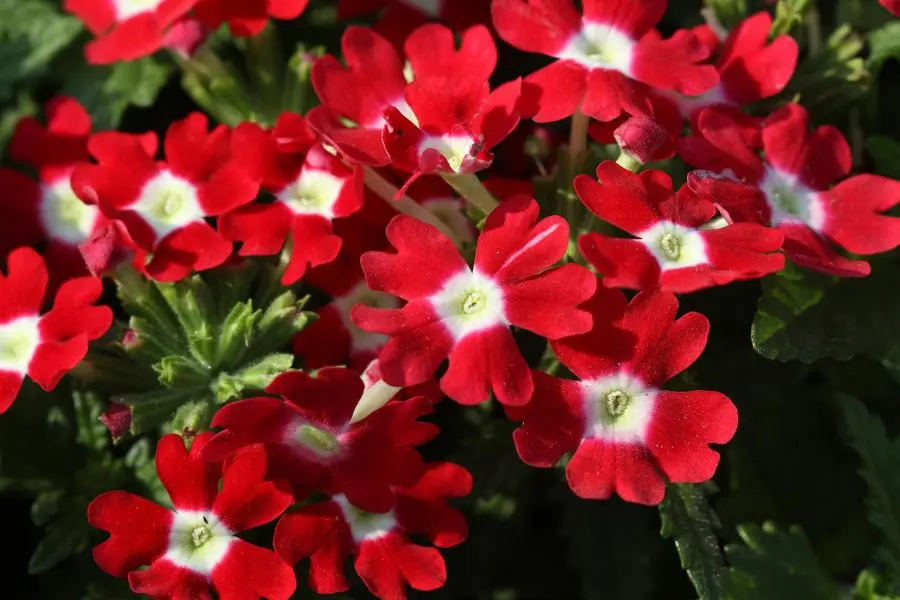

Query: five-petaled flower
<box><xmin>200</xmin><ymin>367</ymin><xmax>438</xmax><ymax>512</ymax></box>
<box><xmin>681</xmin><ymin>103</ymin><xmax>900</xmax><ymax>277</ymax></box>
<box><xmin>0</xmin><ymin>248</ymin><xmax>113</xmax><ymax>414</ymax></box>
<box><xmin>0</xmin><ymin>98</ymin><xmax>108</xmax><ymax>288</ymax></box>
<box><xmin>491</xmin><ymin>0</ymin><xmax>718</xmax><ymax>122</ymax></box>
<box><xmin>577</xmin><ymin>161</ymin><xmax>785</xmax><ymax>293</ymax></box>
<box><xmin>218</xmin><ymin>113</ymin><xmax>365</xmax><ymax>285</ymax></box>
<box><xmin>275</xmin><ymin>461</ymin><xmax>472</xmax><ymax>599</ymax></box>
<box><xmin>507</xmin><ymin>287</ymin><xmax>738</xmax><ymax>505</ymax></box>
<box><xmin>72</xmin><ymin>112</ymin><xmax>259</xmax><ymax>282</ymax></box>
<box><xmin>353</xmin><ymin>196</ymin><xmax>596</xmax><ymax>406</ymax></box>
<box><xmin>89</xmin><ymin>434</ymin><xmax>296</xmax><ymax>599</ymax></box>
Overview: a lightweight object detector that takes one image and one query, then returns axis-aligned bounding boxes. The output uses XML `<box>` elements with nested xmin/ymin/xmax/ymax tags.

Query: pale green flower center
<box><xmin>296</xmin><ymin>424</ymin><xmax>339</xmax><ymax>455</ymax></box>
<box><xmin>461</xmin><ymin>290</ymin><xmax>487</xmax><ymax>316</ymax></box>
<box><xmin>659</xmin><ymin>232</ymin><xmax>681</xmax><ymax>261</ymax></box>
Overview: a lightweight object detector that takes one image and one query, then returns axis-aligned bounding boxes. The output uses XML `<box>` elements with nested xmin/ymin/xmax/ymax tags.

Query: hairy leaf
<box><xmin>726</xmin><ymin>522</ymin><xmax>839</xmax><ymax>600</ymax></box>
<box><xmin>659</xmin><ymin>483</ymin><xmax>728</xmax><ymax>600</ymax></box>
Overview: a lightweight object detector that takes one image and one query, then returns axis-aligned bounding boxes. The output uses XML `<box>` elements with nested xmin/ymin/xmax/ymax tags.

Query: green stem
<box><xmin>568</xmin><ymin>109</ymin><xmax>591</xmax><ymax>173</ymax></box>
<box><xmin>441</xmin><ymin>173</ymin><xmax>500</xmax><ymax>215</ymax></box>
<box><xmin>364</xmin><ymin>167</ymin><xmax>463</xmax><ymax>245</ymax></box>
<box><xmin>615</xmin><ymin>150</ymin><xmax>642</xmax><ymax>173</ymax></box>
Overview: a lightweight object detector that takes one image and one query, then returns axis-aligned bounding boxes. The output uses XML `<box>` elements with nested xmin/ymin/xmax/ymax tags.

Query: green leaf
<box><xmin>854</xmin><ymin>569</ymin><xmax>900</xmax><ymax>600</ymax></box>
<box><xmin>842</xmin><ymin>395</ymin><xmax>900</xmax><ymax>590</ymax></box>
<box><xmin>751</xmin><ymin>262</ymin><xmax>900</xmax><ymax>363</ymax></box>
<box><xmin>867</xmin><ymin>136</ymin><xmax>900</xmax><ymax>180</ymax></box>
<box><xmin>0</xmin><ymin>0</ymin><xmax>82</xmax><ymax>101</ymax></box>
<box><xmin>61</xmin><ymin>56</ymin><xmax>172</xmax><ymax>129</ymax></box>
<box><xmin>869</xmin><ymin>22</ymin><xmax>900</xmax><ymax>71</ymax></box>
<box><xmin>28</xmin><ymin>510</ymin><xmax>89</xmax><ymax>575</ymax></box>
<box><xmin>726</xmin><ymin>522</ymin><xmax>840</xmax><ymax>600</ymax></box>
<box><xmin>659</xmin><ymin>483</ymin><xmax>728</xmax><ymax>600</ymax></box>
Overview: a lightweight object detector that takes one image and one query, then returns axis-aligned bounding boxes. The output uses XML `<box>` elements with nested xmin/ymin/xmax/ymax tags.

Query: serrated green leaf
<box><xmin>659</xmin><ymin>483</ymin><xmax>728</xmax><ymax>600</ymax></box>
<box><xmin>28</xmin><ymin>511</ymin><xmax>89</xmax><ymax>575</ymax></box>
<box><xmin>726</xmin><ymin>522</ymin><xmax>839</xmax><ymax>600</ymax></box>
<box><xmin>854</xmin><ymin>569</ymin><xmax>900</xmax><ymax>600</ymax></box>
<box><xmin>752</xmin><ymin>262</ymin><xmax>900</xmax><ymax>363</ymax></box>
<box><xmin>0</xmin><ymin>0</ymin><xmax>82</xmax><ymax>101</ymax></box>
<box><xmin>842</xmin><ymin>395</ymin><xmax>900</xmax><ymax>590</ymax></box>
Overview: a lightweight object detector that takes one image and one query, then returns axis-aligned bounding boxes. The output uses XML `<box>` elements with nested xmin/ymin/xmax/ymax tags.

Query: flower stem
<box><xmin>441</xmin><ymin>173</ymin><xmax>500</xmax><ymax>215</ymax></box>
<box><xmin>363</xmin><ymin>167</ymin><xmax>463</xmax><ymax>246</ymax></box>
<box><xmin>615</xmin><ymin>150</ymin><xmax>642</xmax><ymax>173</ymax></box>
<box><xmin>351</xmin><ymin>379</ymin><xmax>402</xmax><ymax>423</ymax></box>
<box><xmin>568</xmin><ymin>109</ymin><xmax>591</xmax><ymax>173</ymax></box>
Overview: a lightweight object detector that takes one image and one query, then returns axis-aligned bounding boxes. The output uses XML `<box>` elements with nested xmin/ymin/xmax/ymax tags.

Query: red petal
<box><xmin>575</xmin><ymin>162</ymin><xmax>664</xmax><ymax>234</ymax></box>
<box><xmin>88</xmin><ymin>491</ymin><xmax>172</xmax><ymax>577</ymax></box>
<box><xmin>211</xmin><ymin>539</ymin><xmax>297</xmax><ymax>600</ymax></box>
<box><xmin>128</xmin><ymin>559</ymin><xmax>212</xmax><ymax>599</ymax></box>
<box><xmin>219</xmin><ymin>202</ymin><xmax>293</xmax><ymax>256</ymax></box>
<box><xmin>282</xmin><ymin>215</ymin><xmax>342</xmax><ymax>285</ymax></box>
<box><xmin>0</xmin><ymin>372</ymin><xmax>24</xmax><ymax>414</ymax></box>
<box><xmin>491</xmin><ymin>0</ymin><xmax>580</xmax><ymax>56</ymax></box>
<box><xmin>824</xmin><ymin>175</ymin><xmax>900</xmax><ymax>255</ymax></box>
<box><xmin>476</xmin><ymin>196</ymin><xmax>568</xmax><ymax>282</ymax></box>
<box><xmin>274</xmin><ymin>503</ymin><xmax>353</xmax><ymax>593</ymax></box>
<box><xmin>582</xmin><ymin>0</ymin><xmax>665</xmax><ymax>37</ymax></box>
<box><xmin>28</xmin><ymin>337</ymin><xmax>89</xmax><ymax>391</ymax></box>
<box><xmin>441</xmin><ymin>326</ymin><xmax>533</xmax><ymax>406</ymax></box>
<box><xmin>578</xmin><ymin>234</ymin><xmax>661</xmax><ymax>290</ymax></box>
<box><xmin>361</xmin><ymin>215</ymin><xmax>467</xmax><ymax>299</ymax></box>
<box><xmin>503</xmin><ymin>264</ymin><xmax>595</xmax><ymax>338</ymax></box>
<box><xmin>582</xmin><ymin>69</ymin><xmax>653</xmax><ymax>122</ymax></box>
<box><xmin>521</xmin><ymin>61</ymin><xmax>588</xmax><ymax>123</ymax></box>
<box><xmin>631</xmin><ymin>30</ymin><xmax>719</xmax><ymax>96</ymax></box>
<box><xmin>84</xmin><ymin>14</ymin><xmax>166</xmax><ymax>65</ymax></box>
<box><xmin>267</xmin><ymin>367</ymin><xmax>363</xmax><ymax>427</ymax></box>
<box><xmin>145</xmin><ymin>222</ymin><xmax>233</xmax><ymax>282</ymax></box>
<box><xmin>214</xmin><ymin>447</ymin><xmax>292</xmax><ymax>532</ymax></box>
<box><xmin>511</xmin><ymin>372</ymin><xmax>586</xmax><ymax>467</ymax></box>
<box><xmin>779</xmin><ymin>223</ymin><xmax>871</xmax><ymax>277</ymax></box>
<box><xmin>646</xmin><ymin>390</ymin><xmax>737</xmax><ymax>483</ymax></box>
<box><xmin>0</xmin><ymin>247</ymin><xmax>48</xmax><ymax>321</ymax></box>
<box><xmin>156</xmin><ymin>433</ymin><xmax>222</xmax><ymax>512</ymax></box>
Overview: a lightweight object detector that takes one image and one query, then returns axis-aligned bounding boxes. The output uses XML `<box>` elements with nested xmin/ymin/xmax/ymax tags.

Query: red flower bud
<box><xmin>613</xmin><ymin>116</ymin><xmax>673</xmax><ymax>165</ymax></box>
<box><xmin>99</xmin><ymin>403</ymin><xmax>132</xmax><ymax>440</ymax></box>
<box><xmin>78</xmin><ymin>221</ymin><xmax>134</xmax><ymax>278</ymax></box>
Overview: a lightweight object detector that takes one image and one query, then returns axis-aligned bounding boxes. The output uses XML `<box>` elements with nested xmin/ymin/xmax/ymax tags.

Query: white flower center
<box><xmin>284</xmin><ymin>419</ymin><xmax>345</xmax><ymax>460</ymax></box>
<box><xmin>131</xmin><ymin>171</ymin><xmax>205</xmax><ymax>240</ymax></box>
<box><xmin>278</xmin><ymin>169</ymin><xmax>345</xmax><ymax>219</ymax></box>
<box><xmin>430</xmin><ymin>269</ymin><xmax>507</xmax><ymax>341</ymax></box>
<box><xmin>663</xmin><ymin>85</ymin><xmax>730</xmax><ymax>118</ymax></box>
<box><xmin>419</xmin><ymin>134</ymin><xmax>478</xmax><ymax>173</ymax></box>
<box><xmin>334</xmin><ymin>281</ymin><xmax>400</xmax><ymax>352</ymax></box>
<box><xmin>164</xmin><ymin>511</ymin><xmax>234</xmax><ymax>575</ymax></box>
<box><xmin>40</xmin><ymin>178</ymin><xmax>99</xmax><ymax>246</ymax></box>
<box><xmin>333</xmin><ymin>494</ymin><xmax>397</xmax><ymax>543</ymax></box>
<box><xmin>581</xmin><ymin>373</ymin><xmax>657</xmax><ymax>443</ymax></box>
<box><xmin>640</xmin><ymin>221</ymin><xmax>708</xmax><ymax>270</ymax></box>
<box><xmin>759</xmin><ymin>167</ymin><xmax>825</xmax><ymax>230</ymax></box>
<box><xmin>559</xmin><ymin>22</ymin><xmax>635</xmax><ymax>75</ymax></box>
<box><xmin>0</xmin><ymin>316</ymin><xmax>41</xmax><ymax>375</ymax></box>
<box><xmin>421</xmin><ymin>198</ymin><xmax>475</xmax><ymax>244</ymax></box>
<box><xmin>399</xmin><ymin>0</ymin><xmax>442</xmax><ymax>17</ymax></box>
<box><xmin>114</xmin><ymin>0</ymin><xmax>163</xmax><ymax>21</ymax></box>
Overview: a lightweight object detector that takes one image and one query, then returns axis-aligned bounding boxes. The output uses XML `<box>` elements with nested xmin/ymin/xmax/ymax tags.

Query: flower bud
<box><xmin>78</xmin><ymin>221</ymin><xmax>134</xmax><ymax>278</ymax></box>
<box><xmin>613</xmin><ymin>115</ymin><xmax>674</xmax><ymax>165</ymax></box>
<box><xmin>100</xmin><ymin>402</ymin><xmax>132</xmax><ymax>441</ymax></box>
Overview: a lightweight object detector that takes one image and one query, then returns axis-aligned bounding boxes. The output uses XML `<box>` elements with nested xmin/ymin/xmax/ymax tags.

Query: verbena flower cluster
<box><xmin>2</xmin><ymin>0</ymin><xmax>900</xmax><ymax>599</ymax></box>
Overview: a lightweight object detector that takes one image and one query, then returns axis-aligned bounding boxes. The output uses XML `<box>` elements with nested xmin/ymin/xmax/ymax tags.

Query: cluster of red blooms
<box><xmin>1</xmin><ymin>0</ymin><xmax>900</xmax><ymax>598</ymax></box>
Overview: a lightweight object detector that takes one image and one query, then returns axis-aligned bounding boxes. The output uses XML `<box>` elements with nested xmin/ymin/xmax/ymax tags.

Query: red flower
<box><xmin>293</xmin><ymin>254</ymin><xmax>401</xmax><ymax>371</ymax></box>
<box><xmin>200</xmin><ymin>367</ymin><xmax>437</xmax><ymax>512</ymax></box>
<box><xmin>310</xmin><ymin>24</ymin><xmax>521</xmax><ymax>180</ymax></box>
<box><xmin>0</xmin><ymin>98</ymin><xmax>108</xmax><ymax>287</ymax></box>
<box><xmin>64</xmin><ymin>0</ymin><xmax>198</xmax><ymax>64</ymax></box>
<box><xmin>274</xmin><ymin>461</ymin><xmax>472</xmax><ymax>599</ymax></box>
<box><xmin>352</xmin><ymin>196</ymin><xmax>596</xmax><ymax>407</ymax></box>
<box><xmin>658</xmin><ymin>12</ymin><xmax>798</xmax><ymax>124</ymax></box>
<box><xmin>681</xmin><ymin>103</ymin><xmax>900</xmax><ymax>277</ymax></box>
<box><xmin>577</xmin><ymin>162</ymin><xmax>784</xmax><ymax>293</ymax></box>
<box><xmin>338</xmin><ymin>0</ymin><xmax>491</xmax><ymax>47</ymax></box>
<box><xmin>508</xmin><ymin>288</ymin><xmax>738</xmax><ymax>505</ymax></box>
<box><xmin>89</xmin><ymin>434</ymin><xmax>296</xmax><ymax>600</ymax></box>
<box><xmin>218</xmin><ymin>114</ymin><xmax>364</xmax><ymax>285</ymax></box>
<box><xmin>194</xmin><ymin>0</ymin><xmax>308</xmax><ymax>37</ymax></box>
<box><xmin>0</xmin><ymin>248</ymin><xmax>112</xmax><ymax>414</ymax></box>
<box><xmin>381</xmin><ymin>24</ymin><xmax>521</xmax><ymax>178</ymax></box>
<box><xmin>72</xmin><ymin>113</ymin><xmax>258</xmax><ymax>282</ymax></box>
<box><xmin>491</xmin><ymin>0</ymin><xmax>718</xmax><ymax>122</ymax></box>
<box><xmin>881</xmin><ymin>0</ymin><xmax>900</xmax><ymax>15</ymax></box>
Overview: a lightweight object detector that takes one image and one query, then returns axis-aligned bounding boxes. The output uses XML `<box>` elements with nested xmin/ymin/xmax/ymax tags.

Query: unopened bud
<box><xmin>99</xmin><ymin>403</ymin><xmax>132</xmax><ymax>440</ymax></box>
<box><xmin>163</xmin><ymin>18</ymin><xmax>210</xmax><ymax>60</ymax></box>
<box><xmin>79</xmin><ymin>221</ymin><xmax>134</xmax><ymax>278</ymax></box>
<box><xmin>613</xmin><ymin>116</ymin><xmax>673</xmax><ymax>165</ymax></box>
